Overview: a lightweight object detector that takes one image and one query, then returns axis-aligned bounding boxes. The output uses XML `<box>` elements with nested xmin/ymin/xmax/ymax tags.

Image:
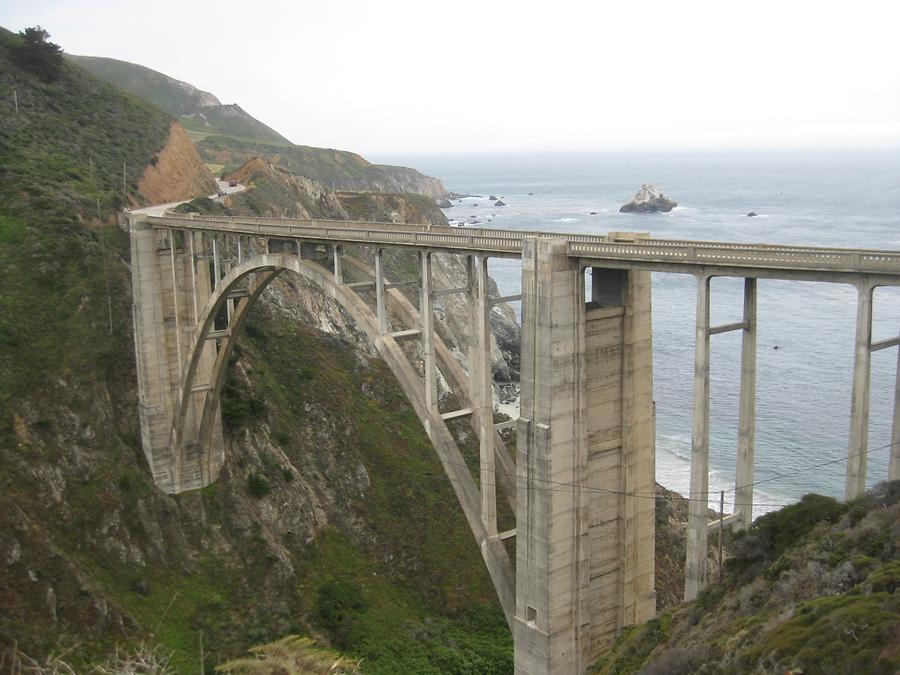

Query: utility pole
<box><xmin>718</xmin><ymin>490</ymin><xmax>725</xmax><ymax>583</ymax></box>
<box><xmin>98</xmin><ymin>197</ymin><xmax>114</xmax><ymax>337</ymax></box>
<box><xmin>89</xmin><ymin>150</ymin><xmax>93</xmax><ymax>183</ymax></box>
<box><xmin>122</xmin><ymin>160</ymin><xmax>127</xmax><ymax>206</ymax></box>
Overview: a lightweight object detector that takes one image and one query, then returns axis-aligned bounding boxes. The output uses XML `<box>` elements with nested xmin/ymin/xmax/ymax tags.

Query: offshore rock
<box><xmin>438</xmin><ymin>199</ymin><xmax>453</xmax><ymax>209</ymax></box>
<box><xmin>494</xmin><ymin>199</ymin><xmax>507</xmax><ymax>207</ymax></box>
<box><xmin>619</xmin><ymin>184</ymin><xmax>677</xmax><ymax>213</ymax></box>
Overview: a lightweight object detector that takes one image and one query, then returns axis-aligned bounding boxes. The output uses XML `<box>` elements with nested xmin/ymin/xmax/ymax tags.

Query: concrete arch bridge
<box><xmin>129</xmin><ymin>212</ymin><xmax>900</xmax><ymax>674</ymax></box>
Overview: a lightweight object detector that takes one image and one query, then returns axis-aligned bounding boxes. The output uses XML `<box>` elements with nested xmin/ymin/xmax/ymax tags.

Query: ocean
<box><xmin>377</xmin><ymin>148</ymin><xmax>900</xmax><ymax>514</ymax></box>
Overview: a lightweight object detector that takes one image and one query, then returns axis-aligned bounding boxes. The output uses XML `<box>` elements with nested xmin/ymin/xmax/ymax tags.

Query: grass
<box><xmin>66</xmin><ymin>54</ymin><xmax>289</xmax><ymax>146</ymax></box>
<box><xmin>741</xmin><ymin>590</ymin><xmax>900</xmax><ymax>673</ymax></box>
<box><xmin>1</xmin><ymin>26</ymin><xmax>501</xmax><ymax>672</ymax></box>
<box><xmin>1</xmin><ymin>29</ymin><xmax>170</xmax><ymax>221</ymax></box>
<box><xmin>223</xmin><ymin>304</ymin><xmax>510</xmax><ymax>670</ymax></box>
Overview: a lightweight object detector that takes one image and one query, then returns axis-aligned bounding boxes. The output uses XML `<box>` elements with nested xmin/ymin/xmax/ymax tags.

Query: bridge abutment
<box><xmin>515</xmin><ymin>239</ymin><xmax>655</xmax><ymax>675</ymax></box>
<box><xmin>130</xmin><ymin>217</ymin><xmax>222</xmax><ymax>493</ymax></box>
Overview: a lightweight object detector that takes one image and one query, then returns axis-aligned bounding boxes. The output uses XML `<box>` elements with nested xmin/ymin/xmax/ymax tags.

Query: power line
<box><xmin>217</xmin><ymin>378</ymin><xmax>896</xmax><ymax>511</ymax></box>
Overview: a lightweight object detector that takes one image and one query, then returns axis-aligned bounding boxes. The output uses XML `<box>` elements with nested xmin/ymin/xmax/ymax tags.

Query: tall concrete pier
<box><xmin>130</xmin><ymin>212</ymin><xmax>900</xmax><ymax>673</ymax></box>
<box><xmin>515</xmin><ymin>240</ymin><xmax>655</xmax><ymax>673</ymax></box>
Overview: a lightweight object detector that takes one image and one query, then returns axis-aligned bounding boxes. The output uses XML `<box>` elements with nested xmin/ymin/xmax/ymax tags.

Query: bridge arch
<box><xmin>169</xmin><ymin>251</ymin><xmax>517</xmax><ymax>623</ymax></box>
<box><xmin>131</xmin><ymin>211</ymin><xmax>900</xmax><ymax>674</ymax></box>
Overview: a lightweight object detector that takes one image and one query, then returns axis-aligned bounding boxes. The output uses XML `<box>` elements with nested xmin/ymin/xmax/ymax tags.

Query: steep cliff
<box><xmin>68</xmin><ymin>55</ymin><xmax>448</xmax><ymax>199</ymax></box>
<box><xmin>199</xmin><ymin>136</ymin><xmax>448</xmax><ymax>199</ymax></box>
<box><xmin>66</xmin><ymin>54</ymin><xmax>290</xmax><ymax>145</ymax></box>
<box><xmin>135</xmin><ymin>121</ymin><xmax>217</xmax><ymax>205</ymax></box>
<box><xmin>0</xmin><ymin>28</ymin><xmax>510</xmax><ymax>673</ymax></box>
<box><xmin>180</xmin><ymin>157</ymin><xmax>520</xmax><ymax>390</ymax></box>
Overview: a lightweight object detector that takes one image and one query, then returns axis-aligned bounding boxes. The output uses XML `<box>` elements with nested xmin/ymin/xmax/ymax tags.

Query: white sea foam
<box><xmin>553</xmin><ymin>217</ymin><xmax>579</xmax><ymax>223</ymax></box>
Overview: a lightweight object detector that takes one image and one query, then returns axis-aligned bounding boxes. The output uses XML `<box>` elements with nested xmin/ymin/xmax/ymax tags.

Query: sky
<box><xmin>2</xmin><ymin>0</ymin><xmax>899</xmax><ymax>156</ymax></box>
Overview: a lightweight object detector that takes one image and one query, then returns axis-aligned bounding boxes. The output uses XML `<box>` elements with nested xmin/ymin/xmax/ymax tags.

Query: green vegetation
<box><xmin>196</xmin><ymin>134</ymin><xmax>441</xmax><ymax>196</ymax></box>
<box><xmin>740</xmin><ymin>591</ymin><xmax>900</xmax><ymax>674</ymax></box>
<box><xmin>217</xmin><ymin>635</ymin><xmax>361</xmax><ymax>674</ymax></box>
<box><xmin>592</xmin><ymin>481</ymin><xmax>900</xmax><ymax>674</ymax></box>
<box><xmin>67</xmin><ymin>54</ymin><xmax>290</xmax><ymax>145</ymax></box>
<box><xmin>67</xmin><ymin>54</ymin><xmax>444</xmax><ymax>197</ymax></box>
<box><xmin>9</xmin><ymin>26</ymin><xmax>63</xmax><ymax>83</ymax></box>
<box><xmin>0</xmin><ymin>23</ymin><xmax>502</xmax><ymax>674</ymax></box>
<box><xmin>0</xmin><ymin>24</ymin><xmax>167</xmax><ymax>411</ymax></box>
<box><xmin>223</xmin><ymin>306</ymin><xmax>511</xmax><ymax>672</ymax></box>
<box><xmin>728</xmin><ymin>492</ymin><xmax>848</xmax><ymax>583</ymax></box>
<box><xmin>0</xmin><ymin>27</ymin><xmax>170</xmax><ymax>221</ymax></box>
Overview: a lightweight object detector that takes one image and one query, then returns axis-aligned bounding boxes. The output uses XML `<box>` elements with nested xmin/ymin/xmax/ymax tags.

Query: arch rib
<box><xmin>172</xmin><ymin>253</ymin><xmax>516</xmax><ymax>625</ymax></box>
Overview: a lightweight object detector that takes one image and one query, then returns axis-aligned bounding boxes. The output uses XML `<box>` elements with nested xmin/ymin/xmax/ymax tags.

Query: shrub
<box><xmin>246</xmin><ymin>471</ymin><xmax>271</xmax><ymax>498</ymax></box>
<box><xmin>315</xmin><ymin>580</ymin><xmax>367</xmax><ymax>649</ymax></box>
<box><xmin>728</xmin><ymin>493</ymin><xmax>847</xmax><ymax>581</ymax></box>
<box><xmin>10</xmin><ymin>26</ymin><xmax>63</xmax><ymax>82</ymax></box>
<box><xmin>640</xmin><ymin>645</ymin><xmax>717</xmax><ymax>675</ymax></box>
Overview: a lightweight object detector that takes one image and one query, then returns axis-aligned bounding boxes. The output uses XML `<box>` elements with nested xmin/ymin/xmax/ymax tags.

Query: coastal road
<box><xmin>130</xmin><ymin>180</ymin><xmax>246</xmax><ymax>216</ymax></box>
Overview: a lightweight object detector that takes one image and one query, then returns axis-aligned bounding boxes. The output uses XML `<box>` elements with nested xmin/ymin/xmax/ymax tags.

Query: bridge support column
<box><xmin>476</xmin><ymin>255</ymin><xmax>497</xmax><ymax>534</ymax></box>
<box><xmin>333</xmin><ymin>244</ymin><xmax>343</xmax><ymax>284</ymax></box>
<box><xmin>734</xmin><ymin>278</ymin><xmax>757</xmax><ymax>528</ymax></box>
<box><xmin>419</xmin><ymin>251</ymin><xmax>437</xmax><ymax>415</ymax></box>
<box><xmin>846</xmin><ymin>282</ymin><xmax>873</xmax><ymax>500</ymax></box>
<box><xmin>891</xmin><ymin>341</ymin><xmax>900</xmax><ymax>482</ymax></box>
<box><xmin>375</xmin><ymin>248</ymin><xmax>387</xmax><ymax>334</ymax></box>
<box><xmin>686</xmin><ymin>274</ymin><xmax>711</xmax><ymax>601</ymax></box>
<box><xmin>515</xmin><ymin>239</ymin><xmax>655</xmax><ymax>675</ymax></box>
<box><xmin>466</xmin><ymin>255</ymin><xmax>478</xmax><ymax>403</ymax></box>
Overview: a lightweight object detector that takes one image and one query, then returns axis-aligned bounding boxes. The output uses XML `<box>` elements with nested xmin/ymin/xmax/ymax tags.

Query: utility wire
<box><xmin>218</xmin><ymin>378</ymin><xmax>896</xmax><ymax>511</ymax></box>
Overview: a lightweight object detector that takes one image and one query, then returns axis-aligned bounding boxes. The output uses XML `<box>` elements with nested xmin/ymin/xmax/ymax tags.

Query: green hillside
<box><xmin>0</xmin><ymin>26</ymin><xmax>505</xmax><ymax>673</ymax></box>
<box><xmin>67</xmin><ymin>54</ymin><xmax>291</xmax><ymax>146</ymax></box>
<box><xmin>593</xmin><ymin>483</ymin><xmax>900</xmax><ymax>674</ymax></box>
<box><xmin>68</xmin><ymin>54</ymin><xmax>447</xmax><ymax>198</ymax></box>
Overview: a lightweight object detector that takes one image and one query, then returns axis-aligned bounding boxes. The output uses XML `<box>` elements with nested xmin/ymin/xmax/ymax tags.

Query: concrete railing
<box><xmin>146</xmin><ymin>213</ymin><xmax>900</xmax><ymax>277</ymax></box>
<box><xmin>567</xmin><ymin>240</ymin><xmax>900</xmax><ymax>274</ymax></box>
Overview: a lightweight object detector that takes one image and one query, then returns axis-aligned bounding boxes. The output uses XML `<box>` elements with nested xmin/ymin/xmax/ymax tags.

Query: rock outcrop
<box><xmin>135</xmin><ymin>121</ymin><xmax>217</xmax><ymax>205</ymax></box>
<box><xmin>619</xmin><ymin>184</ymin><xmax>677</xmax><ymax>213</ymax></box>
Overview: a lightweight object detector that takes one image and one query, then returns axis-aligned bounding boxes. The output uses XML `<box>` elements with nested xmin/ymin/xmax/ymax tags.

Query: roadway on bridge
<box><xmin>129</xmin><ymin>179</ymin><xmax>246</xmax><ymax>217</ymax></box>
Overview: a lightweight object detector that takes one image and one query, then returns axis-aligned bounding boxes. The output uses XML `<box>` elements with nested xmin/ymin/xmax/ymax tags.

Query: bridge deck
<box><xmin>146</xmin><ymin>214</ymin><xmax>900</xmax><ymax>282</ymax></box>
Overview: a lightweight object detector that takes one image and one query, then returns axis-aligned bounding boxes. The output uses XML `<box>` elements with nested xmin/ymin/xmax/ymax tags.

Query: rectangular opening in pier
<box><xmin>587</xmin><ymin>267</ymin><xmax>627</xmax><ymax>308</ymax></box>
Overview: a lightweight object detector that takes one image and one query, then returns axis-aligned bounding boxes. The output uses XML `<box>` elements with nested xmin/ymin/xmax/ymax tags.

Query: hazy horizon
<box><xmin>3</xmin><ymin>0</ymin><xmax>898</xmax><ymax>156</ymax></box>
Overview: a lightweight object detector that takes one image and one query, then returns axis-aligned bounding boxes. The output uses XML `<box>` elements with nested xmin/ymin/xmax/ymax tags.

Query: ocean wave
<box><xmin>553</xmin><ymin>217</ymin><xmax>579</xmax><ymax>223</ymax></box>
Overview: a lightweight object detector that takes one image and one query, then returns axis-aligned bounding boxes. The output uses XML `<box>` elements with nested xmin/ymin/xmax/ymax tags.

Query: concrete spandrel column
<box><xmin>846</xmin><ymin>282</ymin><xmax>873</xmax><ymax>500</ymax></box>
<box><xmin>477</xmin><ymin>255</ymin><xmax>497</xmax><ymax>534</ymax></box>
<box><xmin>188</xmin><ymin>231</ymin><xmax>199</xmax><ymax>325</ymax></box>
<box><xmin>212</xmin><ymin>235</ymin><xmax>220</xmax><ymax>290</ymax></box>
<box><xmin>887</xmin><ymin>340</ymin><xmax>900</xmax><ymax>481</ymax></box>
<box><xmin>685</xmin><ymin>274</ymin><xmax>711</xmax><ymax>602</ymax></box>
<box><xmin>375</xmin><ymin>248</ymin><xmax>387</xmax><ymax>335</ymax></box>
<box><xmin>169</xmin><ymin>229</ymin><xmax>183</xmax><ymax>380</ymax></box>
<box><xmin>734</xmin><ymin>277</ymin><xmax>757</xmax><ymax>529</ymax></box>
<box><xmin>334</xmin><ymin>244</ymin><xmax>343</xmax><ymax>284</ymax></box>
<box><xmin>420</xmin><ymin>251</ymin><xmax>437</xmax><ymax>415</ymax></box>
<box><xmin>466</xmin><ymin>255</ymin><xmax>478</xmax><ymax>404</ymax></box>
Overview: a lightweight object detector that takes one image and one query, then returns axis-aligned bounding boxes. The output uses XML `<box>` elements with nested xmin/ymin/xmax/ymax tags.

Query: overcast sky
<box><xmin>3</xmin><ymin>0</ymin><xmax>899</xmax><ymax>155</ymax></box>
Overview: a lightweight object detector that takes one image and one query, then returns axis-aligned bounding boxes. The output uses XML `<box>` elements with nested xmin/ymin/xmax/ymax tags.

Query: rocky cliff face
<box><xmin>366</xmin><ymin>164</ymin><xmax>449</xmax><ymax>200</ymax></box>
<box><xmin>213</xmin><ymin>158</ymin><xmax>520</xmax><ymax>391</ymax></box>
<box><xmin>222</xmin><ymin>158</ymin><xmax>349</xmax><ymax>219</ymax></box>
<box><xmin>135</xmin><ymin>121</ymin><xmax>217</xmax><ymax>205</ymax></box>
